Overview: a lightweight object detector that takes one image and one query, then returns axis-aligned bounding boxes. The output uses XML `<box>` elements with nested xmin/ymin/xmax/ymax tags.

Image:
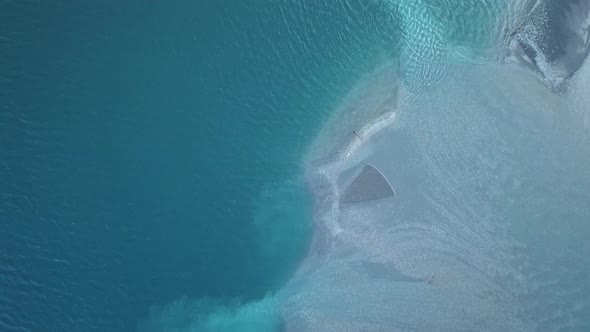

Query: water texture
<box><xmin>2</xmin><ymin>1</ymin><xmax>590</xmax><ymax>331</ymax></box>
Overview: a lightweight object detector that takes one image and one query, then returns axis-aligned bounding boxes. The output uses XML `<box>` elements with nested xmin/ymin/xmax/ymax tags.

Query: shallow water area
<box><xmin>279</xmin><ymin>52</ymin><xmax>590</xmax><ymax>329</ymax></box>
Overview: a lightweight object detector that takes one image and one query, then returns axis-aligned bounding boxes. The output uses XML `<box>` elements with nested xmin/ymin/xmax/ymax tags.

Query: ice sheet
<box><xmin>279</xmin><ymin>59</ymin><xmax>590</xmax><ymax>331</ymax></box>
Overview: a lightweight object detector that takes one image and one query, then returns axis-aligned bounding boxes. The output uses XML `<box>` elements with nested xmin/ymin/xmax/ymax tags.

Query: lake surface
<box><xmin>2</xmin><ymin>1</ymin><xmax>589</xmax><ymax>331</ymax></box>
<box><xmin>1</xmin><ymin>1</ymin><xmax>400</xmax><ymax>331</ymax></box>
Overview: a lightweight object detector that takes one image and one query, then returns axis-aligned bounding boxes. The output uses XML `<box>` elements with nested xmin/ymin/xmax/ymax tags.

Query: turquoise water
<box><xmin>1</xmin><ymin>1</ymin><xmax>399</xmax><ymax>331</ymax></box>
<box><xmin>3</xmin><ymin>1</ymin><xmax>590</xmax><ymax>331</ymax></box>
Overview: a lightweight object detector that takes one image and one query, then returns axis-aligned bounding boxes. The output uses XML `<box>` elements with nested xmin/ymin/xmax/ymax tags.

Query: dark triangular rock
<box><xmin>341</xmin><ymin>165</ymin><xmax>395</xmax><ymax>203</ymax></box>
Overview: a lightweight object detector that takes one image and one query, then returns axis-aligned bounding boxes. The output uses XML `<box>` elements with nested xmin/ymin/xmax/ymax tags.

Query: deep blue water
<box><xmin>0</xmin><ymin>2</ymin><xmax>399</xmax><ymax>331</ymax></box>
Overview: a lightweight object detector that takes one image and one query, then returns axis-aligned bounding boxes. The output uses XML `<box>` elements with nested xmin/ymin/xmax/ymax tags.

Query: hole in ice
<box><xmin>341</xmin><ymin>164</ymin><xmax>395</xmax><ymax>203</ymax></box>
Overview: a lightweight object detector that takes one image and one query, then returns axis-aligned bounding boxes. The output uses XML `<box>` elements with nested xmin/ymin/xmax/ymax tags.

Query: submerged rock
<box><xmin>509</xmin><ymin>0</ymin><xmax>590</xmax><ymax>91</ymax></box>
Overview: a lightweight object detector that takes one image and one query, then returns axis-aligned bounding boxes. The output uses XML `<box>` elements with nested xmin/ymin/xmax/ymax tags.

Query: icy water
<box><xmin>1</xmin><ymin>1</ymin><xmax>397</xmax><ymax>331</ymax></box>
<box><xmin>2</xmin><ymin>1</ymin><xmax>590</xmax><ymax>332</ymax></box>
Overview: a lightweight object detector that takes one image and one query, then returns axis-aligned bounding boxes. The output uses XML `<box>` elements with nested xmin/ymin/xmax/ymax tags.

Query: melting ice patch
<box><xmin>275</xmin><ymin>0</ymin><xmax>590</xmax><ymax>329</ymax></box>
<box><xmin>281</xmin><ymin>59</ymin><xmax>590</xmax><ymax>331</ymax></box>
